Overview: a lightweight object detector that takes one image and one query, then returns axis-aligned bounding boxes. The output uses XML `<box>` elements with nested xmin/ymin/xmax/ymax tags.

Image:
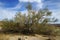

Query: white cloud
<box><xmin>0</xmin><ymin>8</ymin><xmax>17</xmax><ymax>20</ymax></box>
<box><xmin>19</xmin><ymin>0</ymin><xmax>43</xmax><ymax>9</ymax></box>
<box><xmin>19</xmin><ymin>0</ymin><xmax>42</xmax><ymax>3</ymax></box>
<box><xmin>10</xmin><ymin>0</ymin><xmax>43</xmax><ymax>10</ymax></box>
<box><xmin>0</xmin><ymin>2</ymin><xmax>21</xmax><ymax>20</ymax></box>
<box><xmin>13</xmin><ymin>3</ymin><xmax>21</xmax><ymax>9</ymax></box>
<box><xmin>44</xmin><ymin>0</ymin><xmax>60</xmax><ymax>23</ymax></box>
<box><xmin>51</xmin><ymin>10</ymin><xmax>60</xmax><ymax>19</ymax></box>
<box><xmin>0</xmin><ymin>0</ymin><xmax>43</xmax><ymax>20</ymax></box>
<box><xmin>37</xmin><ymin>2</ymin><xmax>43</xmax><ymax>9</ymax></box>
<box><xmin>6</xmin><ymin>0</ymin><xmax>43</xmax><ymax>11</ymax></box>
<box><xmin>0</xmin><ymin>2</ymin><xmax>18</xmax><ymax>20</ymax></box>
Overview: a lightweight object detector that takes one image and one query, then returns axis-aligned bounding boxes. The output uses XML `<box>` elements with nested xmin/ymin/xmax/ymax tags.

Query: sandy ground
<box><xmin>9</xmin><ymin>35</ymin><xmax>48</xmax><ymax>40</ymax></box>
<box><xmin>0</xmin><ymin>34</ymin><xmax>60</xmax><ymax>40</ymax></box>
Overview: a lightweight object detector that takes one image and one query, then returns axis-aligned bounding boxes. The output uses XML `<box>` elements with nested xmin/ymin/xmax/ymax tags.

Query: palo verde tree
<box><xmin>0</xmin><ymin>2</ymin><xmax>58</xmax><ymax>40</ymax></box>
<box><xmin>14</xmin><ymin>2</ymin><xmax>57</xmax><ymax>35</ymax></box>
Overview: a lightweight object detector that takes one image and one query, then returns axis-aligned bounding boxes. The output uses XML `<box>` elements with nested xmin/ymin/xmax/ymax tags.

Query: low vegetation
<box><xmin>0</xmin><ymin>3</ymin><xmax>60</xmax><ymax>40</ymax></box>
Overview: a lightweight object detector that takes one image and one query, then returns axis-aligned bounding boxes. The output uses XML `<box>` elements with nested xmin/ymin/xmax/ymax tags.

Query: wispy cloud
<box><xmin>6</xmin><ymin>3</ymin><xmax>21</xmax><ymax>11</ymax></box>
<box><xmin>0</xmin><ymin>8</ymin><xmax>17</xmax><ymax>20</ymax></box>
<box><xmin>19</xmin><ymin>0</ymin><xmax>43</xmax><ymax>9</ymax></box>
<box><xmin>0</xmin><ymin>1</ymin><xmax>18</xmax><ymax>20</ymax></box>
<box><xmin>0</xmin><ymin>0</ymin><xmax>60</xmax><ymax>23</ymax></box>
<box><xmin>0</xmin><ymin>2</ymin><xmax>3</xmax><ymax>5</ymax></box>
<box><xmin>44</xmin><ymin>0</ymin><xmax>60</xmax><ymax>22</ymax></box>
<box><xmin>0</xmin><ymin>2</ymin><xmax>5</xmax><ymax>7</ymax></box>
<box><xmin>19</xmin><ymin>0</ymin><xmax>42</xmax><ymax>3</ymax></box>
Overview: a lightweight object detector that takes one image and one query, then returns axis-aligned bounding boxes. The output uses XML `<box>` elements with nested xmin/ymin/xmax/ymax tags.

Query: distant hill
<box><xmin>50</xmin><ymin>24</ymin><xmax>60</xmax><ymax>27</ymax></box>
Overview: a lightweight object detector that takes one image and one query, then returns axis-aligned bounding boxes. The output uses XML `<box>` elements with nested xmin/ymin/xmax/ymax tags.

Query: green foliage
<box><xmin>2</xmin><ymin>19</ymin><xmax>16</xmax><ymax>33</ymax></box>
<box><xmin>1</xmin><ymin>3</ymin><xmax>59</xmax><ymax>36</ymax></box>
<box><xmin>13</xmin><ymin>8</ymin><xmax>53</xmax><ymax>34</ymax></box>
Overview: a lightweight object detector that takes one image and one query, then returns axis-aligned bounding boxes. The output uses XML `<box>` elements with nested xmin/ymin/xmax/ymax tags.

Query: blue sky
<box><xmin>0</xmin><ymin>0</ymin><xmax>60</xmax><ymax>23</ymax></box>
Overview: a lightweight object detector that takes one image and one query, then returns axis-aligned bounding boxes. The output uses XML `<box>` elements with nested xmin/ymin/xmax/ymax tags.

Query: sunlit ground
<box><xmin>0</xmin><ymin>33</ymin><xmax>60</xmax><ymax>40</ymax></box>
